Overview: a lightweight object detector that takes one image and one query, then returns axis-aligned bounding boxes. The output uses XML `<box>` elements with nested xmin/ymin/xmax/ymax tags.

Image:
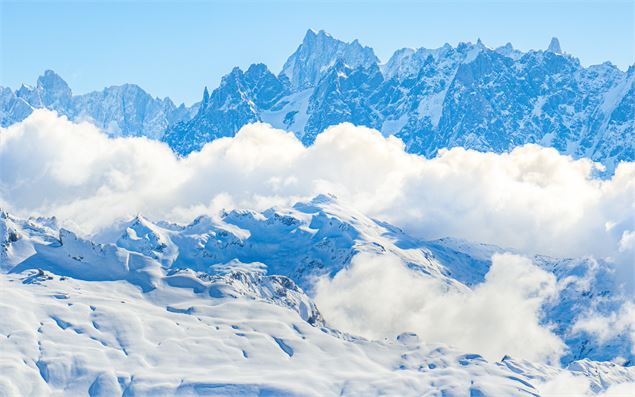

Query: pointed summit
<box><xmin>202</xmin><ymin>86</ymin><xmax>209</xmax><ymax>107</ymax></box>
<box><xmin>300</xmin><ymin>29</ymin><xmax>332</xmax><ymax>45</ymax></box>
<box><xmin>27</xmin><ymin>70</ymin><xmax>72</xmax><ymax>109</ymax></box>
<box><xmin>280</xmin><ymin>30</ymin><xmax>378</xmax><ymax>91</ymax></box>
<box><xmin>37</xmin><ymin>70</ymin><xmax>70</xmax><ymax>93</ymax></box>
<box><xmin>547</xmin><ymin>37</ymin><xmax>562</xmax><ymax>54</ymax></box>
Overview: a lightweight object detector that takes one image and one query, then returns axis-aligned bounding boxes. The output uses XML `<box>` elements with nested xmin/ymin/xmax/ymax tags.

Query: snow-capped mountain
<box><xmin>0</xmin><ymin>70</ymin><xmax>197</xmax><ymax>138</ymax></box>
<box><xmin>280</xmin><ymin>29</ymin><xmax>379</xmax><ymax>91</ymax></box>
<box><xmin>1</xmin><ymin>197</ymin><xmax>634</xmax><ymax>395</ymax></box>
<box><xmin>4</xmin><ymin>31</ymin><xmax>632</xmax><ymax>171</ymax></box>
<box><xmin>162</xmin><ymin>30</ymin><xmax>634</xmax><ymax>172</ymax></box>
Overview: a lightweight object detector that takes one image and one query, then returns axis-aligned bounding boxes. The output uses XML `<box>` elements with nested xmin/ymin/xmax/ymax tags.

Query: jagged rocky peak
<box><xmin>499</xmin><ymin>42</ymin><xmax>513</xmax><ymax>51</ymax></box>
<box><xmin>280</xmin><ymin>29</ymin><xmax>379</xmax><ymax>91</ymax></box>
<box><xmin>245</xmin><ymin>62</ymin><xmax>271</xmax><ymax>77</ymax></box>
<box><xmin>205</xmin><ymin>63</ymin><xmax>286</xmax><ymax>109</ymax></box>
<box><xmin>201</xmin><ymin>86</ymin><xmax>210</xmax><ymax>107</ymax></box>
<box><xmin>37</xmin><ymin>70</ymin><xmax>72</xmax><ymax>96</ymax></box>
<box><xmin>382</xmin><ymin>47</ymin><xmax>416</xmax><ymax>78</ymax></box>
<box><xmin>494</xmin><ymin>42</ymin><xmax>524</xmax><ymax>60</ymax></box>
<box><xmin>3</xmin><ymin>69</ymin><xmax>198</xmax><ymax>138</ymax></box>
<box><xmin>242</xmin><ymin>63</ymin><xmax>279</xmax><ymax>86</ymax></box>
<box><xmin>547</xmin><ymin>37</ymin><xmax>562</xmax><ymax>54</ymax></box>
<box><xmin>214</xmin><ymin>66</ymin><xmax>249</xmax><ymax>95</ymax></box>
<box><xmin>15</xmin><ymin>69</ymin><xmax>72</xmax><ymax>110</ymax></box>
<box><xmin>243</xmin><ymin>63</ymin><xmax>289</xmax><ymax>108</ymax></box>
<box><xmin>382</xmin><ymin>43</ymin><xmax>456</xmax><ymax>80</ymax></box>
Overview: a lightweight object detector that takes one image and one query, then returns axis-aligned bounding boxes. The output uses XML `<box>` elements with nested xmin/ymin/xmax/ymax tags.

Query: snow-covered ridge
<box><xmin>1</xmin><ymin>195</ymin><xmax>633</xmax><ymax>395</ymax></box>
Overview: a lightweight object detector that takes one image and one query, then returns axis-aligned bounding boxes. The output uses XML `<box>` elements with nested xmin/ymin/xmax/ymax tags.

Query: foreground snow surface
<box><xmin>1</xmin><ymin>196</ymin><xmax>634</xmax><ymax>396</ymax></box>
<box><xmin>1</xmin><ymin>271</ymin><xmax>633</xmax><ymax>397</ymax></box>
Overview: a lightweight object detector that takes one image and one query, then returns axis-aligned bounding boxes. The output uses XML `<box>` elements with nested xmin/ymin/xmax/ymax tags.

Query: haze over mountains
<box><xmin>2</xmin><ymin>29</ymin><xmax>633</xmax><ymax>171</ymax></box>
<box><xmin>0</xmin><ymin>70</ymin><xmax>197</xmax><ymax>139</ymax></box>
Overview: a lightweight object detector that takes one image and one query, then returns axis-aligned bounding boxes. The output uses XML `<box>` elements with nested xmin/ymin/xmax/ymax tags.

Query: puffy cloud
<box><xmin>536</xmin><ymin>372</ymin><xmax>595</xmax><ymax>397</ymax></box>
<box><xmin>573</xmin><ymin>302</ymin><xmax>635</xmax><ymax>355</ymax></box>
<box><xmin>536</xmin><ymin>372</ymin><xmax>635</xmax><ymax>397</ymax></box>
<box><xmin>0</xmin><ymin>111</ymin><xmax>181</xmax><ymax>231</ymax></box>
<box><xmin>2</xmin><ymin>109</ymin><xmax>633</xmax><ymax>368</ymax></box>
<box><xmin>314</xmin><ymin>252</ymin><xmax>565</xmax><ymax>363</ymax></box>
<box><xmin>598</xmin><ymin>383</ymin><xmax>635</xmax><ymax>397</ymax></box>
<box><xmin>0</xmin><ymin>110</ymin><xmax>633</xmax><ymax>272</ymax></box>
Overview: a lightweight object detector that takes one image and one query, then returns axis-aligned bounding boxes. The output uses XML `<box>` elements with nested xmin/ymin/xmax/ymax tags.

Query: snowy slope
<box><xmin>4</xmin><ymin>195</ymin><xmax>633</xmax><ymax>364</ymax></box>
<box><xmin>7</xmin><ymin>269</ymin><xmax>633</xmax><ymax>397</ymax></box>
<box><xmin>2</xmin><ymin>196</ymin><xmax>634</xmax><ymax>396</ymax></box>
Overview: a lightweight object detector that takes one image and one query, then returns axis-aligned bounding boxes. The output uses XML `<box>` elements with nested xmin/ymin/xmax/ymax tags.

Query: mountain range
<box><xmin>0</xmin><ymin>70</ymin><xmax>197</xmax><ymax>139</ymax></box>
<box><xmin>2</xmin><ymin>30</ymin><xmax>633</xmax><ymax>172</ymax></box>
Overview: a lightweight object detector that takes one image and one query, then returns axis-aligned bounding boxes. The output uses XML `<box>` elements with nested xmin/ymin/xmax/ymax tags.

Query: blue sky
<box><xmin>1</xmin><ymin>0</ymin><xmax>633</xmax><ymax>105</ymax></box>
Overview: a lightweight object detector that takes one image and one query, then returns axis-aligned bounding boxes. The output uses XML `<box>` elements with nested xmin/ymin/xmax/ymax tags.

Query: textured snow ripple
<box><xmin>1</xmin><ymin>271</ymin><xmax>632</xmax><ymax>397</ymax></box>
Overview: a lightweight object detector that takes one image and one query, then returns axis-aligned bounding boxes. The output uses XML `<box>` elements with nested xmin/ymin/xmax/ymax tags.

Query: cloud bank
<box><xmin>1</xmin><ymin>110</ymin><xmax>634</xmax><ymax>369</ymax></box>
<box><xmin>315</xmin><ymin>252</ymin><xmax>565</xmax><ymax>363</ymax></box>
<box><xmin>0</xmin><ymin>110</ymin><xmax>633</xmax><ymax>271</ymax></box>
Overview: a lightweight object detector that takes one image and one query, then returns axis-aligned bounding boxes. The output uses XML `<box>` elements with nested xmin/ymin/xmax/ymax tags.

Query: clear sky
<box><xmin>1</xmin><ymin>0</ymin><xmax>633</xmax><ymax>105</ymax></box>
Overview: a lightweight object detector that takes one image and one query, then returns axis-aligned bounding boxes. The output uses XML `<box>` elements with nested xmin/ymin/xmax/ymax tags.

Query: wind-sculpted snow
<box><xmin>5</xmin><ymin>271</ymin><xmax>627</xmax><ymax>397</ymax></box>
<box><xmin>1</xmin><ymin>200</ymin><xmax>634</xmax><ymax>396</ymax></box>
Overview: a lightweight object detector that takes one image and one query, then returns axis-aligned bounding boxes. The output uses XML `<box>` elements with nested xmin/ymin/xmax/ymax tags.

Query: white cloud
<box><xmin>598</xmin><ymin>382</ymin><xmax>635</xmax><ymax>397</ymax></box>
<box><xmin>0</xmin><ymin>110</ymin><xmax>633</xmax><ymax>273</ymax></box>
<box><xmin>573</xmin><ymin>302</ymin><xmax>635</xmax><ymax>355</ymax></box>
<box><xmin>536</xmin><ymin>372</ymin><xmax>594</xmax><ymax>397</ymax></box>
<box><xmin>619</xmin><ymin>230</ymin><xmax>635</xmax><ymax>253</ymax></box>
<box><xmin>536</xmin><ymin>372</ymin><xmax>635</xmax><ymax>397</ymax></box>
<box><xmin>314</xmin><ymin>252</ymin><xmax>565</xmax><ymax>364</ymax></box>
